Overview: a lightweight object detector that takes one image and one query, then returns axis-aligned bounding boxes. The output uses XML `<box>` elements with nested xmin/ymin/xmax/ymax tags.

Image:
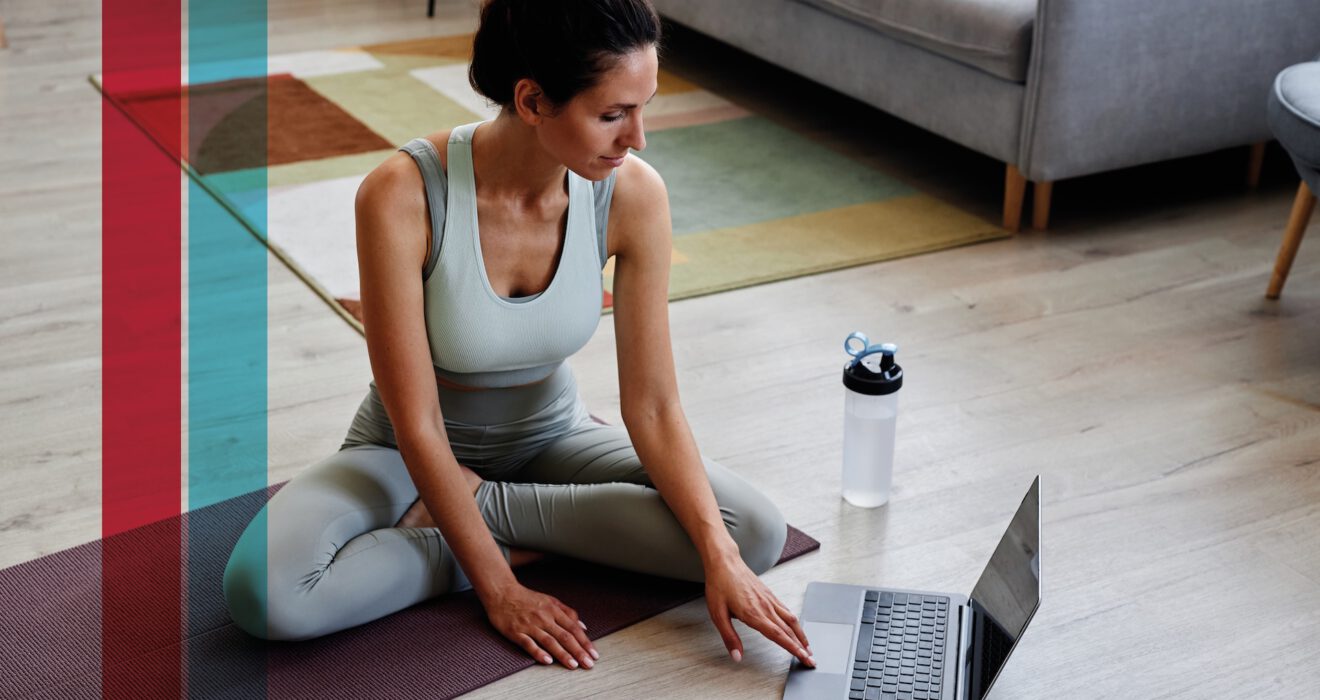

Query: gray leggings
<box><xmin>222</xmin><ymin>365</ymin><xmax>787</xmax><ymax>641</ymax></box>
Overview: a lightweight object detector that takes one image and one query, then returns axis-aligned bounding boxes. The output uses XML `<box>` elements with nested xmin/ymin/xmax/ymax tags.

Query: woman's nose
<box><xmin>625</xmin><ymin>113</ymin><xmax>646</xmax><ymax>152</ymax></box>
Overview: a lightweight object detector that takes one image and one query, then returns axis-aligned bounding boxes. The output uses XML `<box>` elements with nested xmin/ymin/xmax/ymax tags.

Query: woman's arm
<box><xmin>355</xmin><ymin>156</ymin><xmax>516</xmax><ymax>598</ymax></box>
<box><xmin>607</xmin><ymin>157</ymin><xmax>738</xmax><ymax>566</ymax></box>
<box><xmin>355</xmin><ymin>159</ymin><xmax>594</xmax><ymax>670</ymax></box>
<box><xmin>607</xmin><ymin>156</ymin><xmax>814</xmax><ymax>667</ymax></box>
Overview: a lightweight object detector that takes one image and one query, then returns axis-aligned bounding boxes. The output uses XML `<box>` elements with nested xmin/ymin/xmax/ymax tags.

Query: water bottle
<box><xmin>841</xmin><ymin>332</ymin><xmax>903</xmax><ymax>508</ymax></box>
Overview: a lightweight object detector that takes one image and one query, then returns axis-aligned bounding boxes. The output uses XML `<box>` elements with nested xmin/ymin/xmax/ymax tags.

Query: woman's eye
<box><xmin>601</xmin><ymin>113</ymin><xmax>624</xmax><ymax>122</ymax></box>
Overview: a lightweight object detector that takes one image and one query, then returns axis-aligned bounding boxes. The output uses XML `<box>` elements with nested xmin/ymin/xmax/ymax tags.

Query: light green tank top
<box><xmin>402</xmin><ymin>120</ymin><xmax>616</xmax><ymax>388</ymax></box>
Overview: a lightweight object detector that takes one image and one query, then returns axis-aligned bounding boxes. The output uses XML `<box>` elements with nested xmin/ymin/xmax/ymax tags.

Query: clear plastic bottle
<box><xmin>841</xmin><ymin>334</ymin><xmax>903</xmax><ymax>508</ymax></box>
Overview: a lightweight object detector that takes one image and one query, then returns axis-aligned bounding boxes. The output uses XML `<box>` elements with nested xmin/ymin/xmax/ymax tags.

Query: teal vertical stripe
<box><xmin>188</xmin><ymin>0</ymin><xmax>268</xmax><ymax>85</ymax></box>
<box><xmin>187</xmin><ymin>0</ymin><xmax>268</xmax><ymax>694</ymax></box>
<box><xmin>187</xmin><ymin>178</ymin><xmax>267</xmax><ymax>509</ymax></box>
<box><xmin>187</xmin><ymin>0</ymin><xmax>267</xmax><ymax>527</ymax></box>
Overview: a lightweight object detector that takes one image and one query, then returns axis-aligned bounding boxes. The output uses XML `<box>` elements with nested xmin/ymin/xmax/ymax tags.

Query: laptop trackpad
<box><xmin>801</xmin><ymin>621</ymin><xmax>853</xmax><ymax>675</ymax></box>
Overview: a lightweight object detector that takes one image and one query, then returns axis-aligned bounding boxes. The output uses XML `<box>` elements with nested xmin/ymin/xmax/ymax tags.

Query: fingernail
<box><xmin>579</xmin><ymin>620</ymin><xmax>588</xmax><ymax>630</ymax></box>
<box><xmin>542</xmin><ymin>655</ymin><xmax>552</xmax><ymax>664</ymax></box>
<box><xmin>731</xmin><ymin>649</ymin><xmax>742</xmax><ymax>663</ymax></box>
<box><xmin>589</xmin><ymin>648</ymin><xmax>600</xmax><ymax>660</ymax></box>
<box><xmin>568</xmin><ymin>659</ymin><xmax>578</xmax><ymax>669</ymax></box>
<box><xmin>582</xmin><ymin>657</ymin><xmax>593</xmax><ymax>669</ymax></box>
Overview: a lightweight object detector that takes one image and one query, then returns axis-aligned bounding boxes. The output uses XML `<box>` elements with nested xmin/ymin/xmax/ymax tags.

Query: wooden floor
<box><xmin>3</xmin><ymin>0</ymin><xmax>1319</xmax><ymax>697</ymax></box>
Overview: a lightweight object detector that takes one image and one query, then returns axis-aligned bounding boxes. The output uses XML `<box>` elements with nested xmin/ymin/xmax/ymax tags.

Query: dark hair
<box><xmin>468</xmin><ymin>0</ymin><xmax>662</xmax><ymax>112</ymax></box>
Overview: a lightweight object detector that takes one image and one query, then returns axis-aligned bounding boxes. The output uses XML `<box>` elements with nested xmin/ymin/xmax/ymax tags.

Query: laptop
<box><xmin>784</xmin><ymin>477</ymin><xmax>1041</xmax><ymax>700</ymax></box>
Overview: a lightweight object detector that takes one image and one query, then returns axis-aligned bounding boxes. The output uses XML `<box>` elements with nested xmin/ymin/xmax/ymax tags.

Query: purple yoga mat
<box><xmin>0</xmin><ymin>482</ymin><xmax>819</xmax><ymax>699</ymax></box>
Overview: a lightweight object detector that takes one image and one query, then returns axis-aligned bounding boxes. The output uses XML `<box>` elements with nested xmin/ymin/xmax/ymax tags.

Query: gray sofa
<box><xmin>650</xmin><ymin>0</ymin><xmax>1320</xmax><ymax>230</ymax></box>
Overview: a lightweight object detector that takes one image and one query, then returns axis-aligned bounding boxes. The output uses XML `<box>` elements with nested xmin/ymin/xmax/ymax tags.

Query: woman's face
<box><xmin>535</xmin><ymin>45</ymin><xmax>659</xmax><ymax>181</ymax></box>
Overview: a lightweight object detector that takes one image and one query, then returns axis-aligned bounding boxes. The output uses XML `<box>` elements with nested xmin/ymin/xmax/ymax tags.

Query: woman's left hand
<box><xmin>704</xmin><ymin>555</ymin><xmax>815</xmax><ymax>668</ymax></box>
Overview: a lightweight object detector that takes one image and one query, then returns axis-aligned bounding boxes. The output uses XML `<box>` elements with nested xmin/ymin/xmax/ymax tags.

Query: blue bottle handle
<box><xmin>844</xmin><ymin>331</ymin><xmax>897</xmax><ymax>368</ymax></box>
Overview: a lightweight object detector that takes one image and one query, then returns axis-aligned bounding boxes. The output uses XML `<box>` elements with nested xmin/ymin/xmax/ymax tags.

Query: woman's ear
<box><xmin>512</xmin><ymin>78</ymin><xmax>548</xmax><ymax>125</ymax></box>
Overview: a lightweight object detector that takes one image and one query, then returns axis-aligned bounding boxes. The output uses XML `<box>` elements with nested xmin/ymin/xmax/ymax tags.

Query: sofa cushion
<box><xmin>795</xmin><ymin>0</ymin><xmax>1036</xmax><ymax>82</ymax></box>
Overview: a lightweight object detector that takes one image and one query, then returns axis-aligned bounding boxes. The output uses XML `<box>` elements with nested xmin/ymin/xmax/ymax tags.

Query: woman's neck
<box><xmin>470</xmin><ymin>112</ymin><xmax>568</xmax><ymax>210</ymax></box>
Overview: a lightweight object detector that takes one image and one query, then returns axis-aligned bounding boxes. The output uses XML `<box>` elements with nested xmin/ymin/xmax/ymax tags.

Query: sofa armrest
<box><xmin>1019</xmin><ymin>0</ymin><xmax>1320</xmax><ymax>182</ymax></box>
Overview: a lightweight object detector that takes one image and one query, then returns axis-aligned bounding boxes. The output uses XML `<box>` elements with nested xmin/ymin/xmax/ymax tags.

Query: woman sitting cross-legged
<box><xmin>222</xmin><ymin>0</ymin><xmax>814</xmax><ymax>672</ymax></box>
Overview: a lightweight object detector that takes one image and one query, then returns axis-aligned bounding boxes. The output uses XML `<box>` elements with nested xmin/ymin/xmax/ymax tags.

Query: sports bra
<box><xmin>397</xmin><ymin>121</ymin><xmax>617</xmax><ymax>389</ymax></box>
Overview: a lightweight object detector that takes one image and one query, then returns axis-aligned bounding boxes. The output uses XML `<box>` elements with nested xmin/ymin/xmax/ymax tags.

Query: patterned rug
<box><xmin>95</xmin><ymin>33</ymin><xmax>1005</xmax><ymax>331</ymax></box>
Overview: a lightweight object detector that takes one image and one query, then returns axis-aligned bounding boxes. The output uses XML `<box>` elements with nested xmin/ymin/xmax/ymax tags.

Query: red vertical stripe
<box><xmin>102</xmin><ymin>0</ymin><xmax>183</xmax><ymax>696</ymax></box>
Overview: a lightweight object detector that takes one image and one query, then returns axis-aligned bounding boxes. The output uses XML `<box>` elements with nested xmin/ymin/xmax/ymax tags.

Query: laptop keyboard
<box><xmin>849</xmin><ymin>591</ymin><xmax>949</xmax><ymax>700</ymax></box>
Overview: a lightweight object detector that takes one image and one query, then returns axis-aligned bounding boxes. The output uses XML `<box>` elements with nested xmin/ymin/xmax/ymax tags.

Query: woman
<box><xmin>224</xmin><ymin>0</ymin><xmax>814</xmax><ymax>673</ymax></box>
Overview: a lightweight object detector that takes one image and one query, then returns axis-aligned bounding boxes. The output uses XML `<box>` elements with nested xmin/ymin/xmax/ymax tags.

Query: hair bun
<box><xmin>468</xmin><ymin>0</ymin><xmax>661</xmax><ymax>111</ymax></box>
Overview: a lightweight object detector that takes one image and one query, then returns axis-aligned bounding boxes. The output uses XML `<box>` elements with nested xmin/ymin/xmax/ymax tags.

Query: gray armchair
<box><xmin>1264</xmin><ymin>56</ymin><xmax>1320</xmax><ymax>299</ymax></box>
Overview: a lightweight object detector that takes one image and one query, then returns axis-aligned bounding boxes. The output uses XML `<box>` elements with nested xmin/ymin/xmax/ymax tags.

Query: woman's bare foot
<box><xmin>508</xmin><ymin>549</ymin><xmax>546</xmax><ymax>567</ymax></box>
<box><xmin>393</xmin><ymin>466</ymin><xmax>546</xmax><ymax>566</ymax></box>
<box><xmin>394</xmin><ymin>497</ymin><xmax>437</xmax><ymax>528</ymax></box>
<box><xmin>395</xmin><ymin>465</ymin><xmax>483</xmax><ymax>528</ymax></box>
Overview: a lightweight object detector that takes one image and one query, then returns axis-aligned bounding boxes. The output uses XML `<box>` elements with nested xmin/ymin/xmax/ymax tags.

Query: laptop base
<box><xmin>784</xmin><ymin>582</ymin><xmax>968</xmax><ymax>700</ymax></box>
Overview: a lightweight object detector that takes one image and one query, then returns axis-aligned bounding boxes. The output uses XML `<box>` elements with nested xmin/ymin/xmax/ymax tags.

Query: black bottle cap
<box><xmin>843</xmin><ymin>356</ymin><xmax>903</xmax><ymax>396</ymax></box>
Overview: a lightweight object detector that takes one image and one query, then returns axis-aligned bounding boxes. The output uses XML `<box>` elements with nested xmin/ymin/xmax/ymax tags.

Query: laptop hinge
<box><xmin>953</xmin><ymin>603</ymin><xmax>972</xmax><ymax>700</ymax></box>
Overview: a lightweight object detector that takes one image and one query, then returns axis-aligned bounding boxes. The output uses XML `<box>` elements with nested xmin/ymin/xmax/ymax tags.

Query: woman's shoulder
<box><xmin>608</xmin><ymin>153</ymin><xmax>668</xmax><ymax>222</ymax></box>
<box><xmin>602</xmin><ymin>154</ymin><xmax>670</xmax><ymax>259</ymax></box>
<box><xmin>356</xmin><ymin>129</ymin><xmax>454</xmax><ymax>215</ymax></box>
<box><xmin>418</xmin><ymin>129</ymin><xmax>452</xmax><ymax>172</ymax></box>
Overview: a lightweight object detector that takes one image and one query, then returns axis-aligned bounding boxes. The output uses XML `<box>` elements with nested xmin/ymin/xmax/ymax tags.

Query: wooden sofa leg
<box><xmin>1032</xmin><ymin>180</ymin><xmax>1053</xmax><ymax>231</ymax></box>
<box><xmin>1267</xmin><ymin>181</ymin><xmax>1316</xmax><ymax>299</ymax></box>
<box><xmin>1246</xmin><ymin>142</ymin><xmax>1266</xmax><ymax>190</ymax></box>
<box><xmin>1004</xmin><ymin>164</ymin><xmax>1026</xmax><ymax>232</ymax></box>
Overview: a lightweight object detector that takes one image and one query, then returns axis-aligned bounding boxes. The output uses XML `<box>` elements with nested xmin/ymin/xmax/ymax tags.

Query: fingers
<box><xmin>767</xmin><ymin>614</ymin><xmax>801</xmax><ymax>657</ymax></box>
<box><xmin>516</xmin><ymin>633</ymin><xmax>555</xmax><ymax>666</ymax></box>
<box><xmin>747</xmin><ymin>613</ymin><xmax>815</xmax><ymax>668</ymax></box>
<box><xmin>493</xmin><ymin>586</ymin><xmax>601</xmax><ymax>670</ymax></box>
<box><xmin>523</xmin><ymin>606</ymin><xmax>596</xmax><ymax>670</ymax></box>
<box><xmin>555</xmin><ymin>603</ymin><xmax>600</xmax><ymax>663</ymax></box>
<box><xmin>533</xmin><ymin>629</ymin><xmax>582</xmax><ymax>669</ymax></box>
<box><xmin>713</xmin><ymin>596</ymin><xmax>813</xmax><ymax>668</ymax></box>
<box><xmin>547</xmin><ymin>610</ymin><xmax>595</xmax><ymax>669</ymax></box>
<box><xmin>706</xmin><ymin>598</ymin><xmax>744</xmax><ymax>662</ymax></box>
<box><xmin>705</xmin><ymin>569</ymin><xmax>814</xmax><ymax>668</ymax></box>
<box><xmin>775</xmin><ymin>601</ymin><xmax>811</xmax><ymax>654</ymax></box>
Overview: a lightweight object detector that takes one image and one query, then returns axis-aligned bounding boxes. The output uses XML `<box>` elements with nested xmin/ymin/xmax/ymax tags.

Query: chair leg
<box><xmin>1003</xmin><ymin>164</ymin><xmax>1026</xmax><ymax>232</ymax></box>
<box><xmin>1246</xmin><ymin>142</ymin><xmax>1266</xmax><ymax>190</ymax></box>
<box><xmin>1266</xmin><ymin>181</ymin><xmax>1316</xmax><ymax>299</ymax></box>
<box><xmin>427</xmin><ymin>0</ymin><xmax>436</xmax><ymax>18</ymax></box>
<box><xmin>1032</xmin><ymin>180</ymin><xmax>1053</xmax><ymax>231</ymax></box>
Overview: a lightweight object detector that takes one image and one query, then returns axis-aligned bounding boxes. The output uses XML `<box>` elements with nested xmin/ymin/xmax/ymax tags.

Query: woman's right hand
<box><xmin>483</xmin><ymin>582</ymin><xmax>599</xmax><ymax>669</ymax></box>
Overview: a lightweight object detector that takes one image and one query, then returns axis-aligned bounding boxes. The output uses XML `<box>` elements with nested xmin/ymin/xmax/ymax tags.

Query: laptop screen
<box><xmin>964</xmin><ymin>477</ymin><xmax>1041</xmax><ymax>700</ymax></box>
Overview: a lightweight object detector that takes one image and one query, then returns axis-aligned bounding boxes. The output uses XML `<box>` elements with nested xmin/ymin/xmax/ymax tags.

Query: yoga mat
<box><xmin>0</xmin><ymin>482</ymin><xmax>819</xmax><ymax>699</ymax></box>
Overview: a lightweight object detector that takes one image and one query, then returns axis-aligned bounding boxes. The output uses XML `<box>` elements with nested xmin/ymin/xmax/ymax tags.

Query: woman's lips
<box><xmin>600</xmin><ymin>155</ymin><xmax>626</xmax><ymax>167</ymax></box>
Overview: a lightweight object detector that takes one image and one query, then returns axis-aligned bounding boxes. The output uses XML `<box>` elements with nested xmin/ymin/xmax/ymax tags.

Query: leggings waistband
<box><xmin>340</xmin><ymin>363</ymin><xmax>584</xmax><ymax>457</ymax></box>
<box><xmin>436</xmin><ymin>361</ymin><xmax>576</xmax><ymax>426</ymax></box>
